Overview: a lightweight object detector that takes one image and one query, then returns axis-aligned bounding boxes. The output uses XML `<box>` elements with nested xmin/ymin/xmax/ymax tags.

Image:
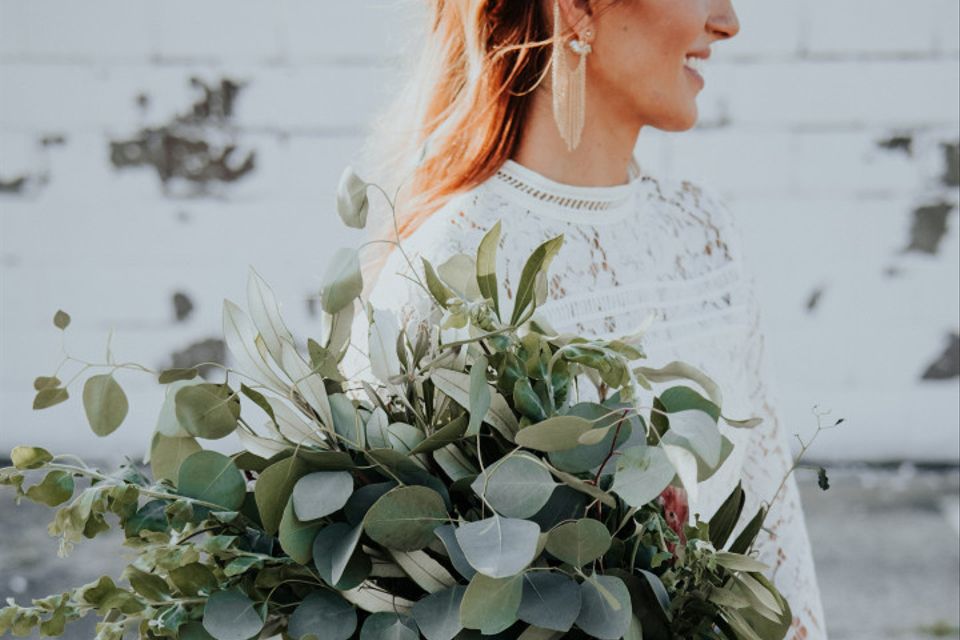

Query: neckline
<box><xmin>488</xmin><ymin>156</ymin><xmax>654</xmax><ymax>224</ymax></box>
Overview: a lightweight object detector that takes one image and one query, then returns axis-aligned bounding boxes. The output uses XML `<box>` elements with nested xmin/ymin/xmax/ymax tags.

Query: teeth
<box><xmin>683</xmin><ymin>56</ymin><xmax>705</xmax><ymax>74</ymax></box>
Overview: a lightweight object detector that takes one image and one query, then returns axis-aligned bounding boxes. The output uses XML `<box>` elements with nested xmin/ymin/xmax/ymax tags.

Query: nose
<box><xmin>709</xmin><ymin>0</ymin><xmax>740</xmax><ymax>40</ymax></box>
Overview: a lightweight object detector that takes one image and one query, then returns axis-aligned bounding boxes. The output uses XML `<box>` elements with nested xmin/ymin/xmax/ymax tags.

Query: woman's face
<box><xmin>576</xmin><ymin>0</ymin><xmax>740</xmax><ymax>131</ymax></box>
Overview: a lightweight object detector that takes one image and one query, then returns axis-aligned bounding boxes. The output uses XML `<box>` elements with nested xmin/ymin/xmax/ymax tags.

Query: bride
<box><xmin>343</xmin><ymin>1</ymin><xmax>827</xmax><ymax>637</ymax></box>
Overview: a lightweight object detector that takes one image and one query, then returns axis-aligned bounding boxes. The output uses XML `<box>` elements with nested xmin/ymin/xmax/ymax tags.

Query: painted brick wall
<box><xmin>1</xmin><ymin>0</ymin><xmax>957</xmax><ymax>462</ymax></box>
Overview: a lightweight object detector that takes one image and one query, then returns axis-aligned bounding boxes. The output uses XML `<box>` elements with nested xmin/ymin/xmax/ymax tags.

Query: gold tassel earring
<box><xmin>551</xmin><ymin>0</ymin><xmax>592</xmax><ymax>152</ymax></box>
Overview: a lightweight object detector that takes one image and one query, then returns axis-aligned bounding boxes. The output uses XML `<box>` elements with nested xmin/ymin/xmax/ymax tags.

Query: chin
<box><xmin>653</xmin><ymin>104</ymin><xmax>699</xmax><ymax>132</ymax></box>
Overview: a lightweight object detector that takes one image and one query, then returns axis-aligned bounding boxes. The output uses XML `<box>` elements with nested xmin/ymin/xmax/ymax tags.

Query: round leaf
<box><xmin>454</xmin><ymin>515</ymin><xmax>540</xmax><ymax>578</ymax></box>
<box><xmin>177</xmin><ymin>451</ymin><xmax>246</xmax><ymax>510</ymax></box>
<box><xmin>149</xmin><ymin>432</ymin><xmax>202</xmax><ymax>483</ymax></box>
<box><xmin>24</xmin><ymin>470</ymin><xmax>74</xmax><ymax>506</ymax></box>
<box><xmin>515</xmin><ymin>416</ymin><xmax>593</xmax><ymax>452</ymax></box>
<box><xmin>53</xmin><ymin>309</ymin><xmax>70</xmax><ymax>329</ymax></box>
<box><xmin>313</xmin><ymin>522</ymin><xmax>366</xmax><ymax>588</ymax></box>
<box><xmin>175</xmin><ymin>383</ymin><xmax>240</xmax><ymax>440</ymax></box>
<box><xmin>411</xmin><ymin>586</ymin><xmax>466</xmax><ymax>640</ymax></box>
<box><xmin>360</xmin><ymin>612</ymin><xmax>418</xmax><ymax>640</ymax></box>
<box><xmin>576</xmin><ymin>575</ymin><xmax>632</xmax><ymax>640</ymax></box>
<box><xmin>545</xmin><ymin>519</ymin><xmax>612</xmax><ymax>567</ymax></box>
<box><xmin>278</xmin><ymin>499</ymin><xmax>322</xmax><ymax>565</ymax></box>
<box><xmin>612</xmin><ymin>446</ymin><xmax>676</xmax><ymax>508</ymax></box>
<box><xmin>460</xmin><ymin>573</ymin><xmax>523</xmax><ymax>635</ymax></box>
<box><xmin>11</xmin><ymin>445</ymin><xmax>53</xmax><ymax>469</ymax></box>
<box><xmin>336</xmin><ymin>166</ymin><xmax>369</xmax><ymax>229</ymax></box>
<box><xmin>548</xmin><ymin>402</ymin><xmax>632</xmax><ymax>473</ymax></box>
<box><xmin>363</xmin><ymin>486</ymin><xmax>448</xmax><ymax>551</ymax></box>
<box><xmin>82</xmin><ymin>374</ymin><xmax>129</xmax><ymax>436</ymax></box>
<box><xmin>287</xmin><ymin>591</ymin><xmax>357</xmax><ymax>640</ymax></box>
<box><xmin>202</xmin><ymin>589</ymin><xmax>264</xmax><ymax>640</ymax></box>
<box><xmin>291</xmin><ymin>471</ymin><xmax>354</xmax><ymax>521</ymax></box>
<box><xmin>470</xmin><ymin>453</ymin><xmax>556</xmax><ymax>518</ymax></box>
<box><xmin>518</xmin><ymin>571</ymin><xmax>582</xmax><ymax>632</ymax></box>
<box><xmin>321</xmin><ymin>247</ymin><xmax>363</xmax><ymax>314</ymax></box>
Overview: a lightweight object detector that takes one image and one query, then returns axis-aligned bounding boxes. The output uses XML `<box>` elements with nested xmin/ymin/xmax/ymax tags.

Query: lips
<box><xmin>683</xmin><ymin>55</ymin><xmax>706</xmax><ymax>74</ymax></box>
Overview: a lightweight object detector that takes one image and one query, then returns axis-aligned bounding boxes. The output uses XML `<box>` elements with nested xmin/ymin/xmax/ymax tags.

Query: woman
<box><xmin>345</xmin><ymin>1</ymin><xmax>827</xmax><ymax>637</ymax></box>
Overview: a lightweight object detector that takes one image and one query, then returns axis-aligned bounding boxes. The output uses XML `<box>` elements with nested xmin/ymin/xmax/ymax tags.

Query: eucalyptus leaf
<box><xmin>278</xmin><ymin>499</ymin><xmax>322</xmax><ymax>565</ymax></box>
<box><xmin>434</xmin><ymin>524</ymin><xmax>477</xmax><ymax>580</ymax></box>
<box><xmin>360</xmin><ymin>612</ymin><xmax>419</xmax><ymax>640</ymax></box>
<box><xmin>517</xmin><ymin>571</ymin><xmax>581</xmax><ymax>632</ymax></box>
<box><xmin>454</xmin><ymin>515</ymin><xmax>540</xmax><ymax>578</ymax></box>
<box><xmin>470</xmin><ymin>453</ymin><xmax>556</xmax><ymax>518</ymax></box>
<box><xmin>254</xmin><ymin>455</ymin><xmax>311</xmax><ymax>534</ymax></box>
<box><xmin>431</xmin><ymin>367</ymin><xmax>518</xmax><ymax>440</ymax></box>
<box><xmin>175</xmin><ymin>383</ymin><xmax>240</xmax><ymax>440</ymax></box>
<box><xmin>149</xmin><ymin>432</ymin><xmax>202</xmax><ymax>483</ymax></box>
<box><xmin>515</xmin><ymin>416</ymin><xmax>593</xmax><ymax>452</ymax></box>
<box><xmin>575</xmin><ymin>575</ymin><xmax>631</xmax><ymax>640</ymax></box>
<box><xmin>202</xmin><ymin>589</ymin><xmax>264</xmax><ymax>640</ymax></box>
<box><xmin>24</xmin><ymin>470</ymin><xmax>74</xmax><ymax>506</ymax></box>
<box><xmin>337</xmin><ymin>166</ymin><xmax>369</xmax><ymax>229</ymax></box>
<box><xmin>322</xmin><ymin>247</ymin><xmax>364</xmax><ymax>314</ymax></box>
<box><xmin>177</xmin><ymin>451</ymin><xmax>246</xmax><ymax>511</ymax></box>
<box><xmin>11</xmin><ymin>445</ymin><xmax>53</xmax><ymax>469</ymax></box>
<box><xmin>466</xmin><ymin>355</ymin><xmax>491</xmax><ymax>436</ymax></box>
<box><xmin>158</xmin><ymin>368</ymin><xmax>199</xmax><ymax>384</ymax></box>
<box><xmin>53</xmin><ymin>309</ymin><xmax>71</xmax><ymax>329</ymax></box>
<box><xmin>612</xmin><ymin>446</ymin><xmax>675</xmax><ymax>509</ymax></box>
<box><xmin>313</xmin><ymin>522</ymin><xmax>364</xmax><ymax>587</ymax></box>
<box><xmin>32</xmin><ymin>386</ymin><xmax>69</xmax><ymax>410</ymax></box>
<box><xmin>460</xmin><ymin>572</ymin><xmax>524</xmax><ymax>635</ymax></box>
<box><xmin>664</xmin><ymin>409</ymin><xmax>722</xmax><ymax>468</ymax></box>
<box><xmin>363</xmin><ymin>486</ymin><xmax>448</xmax><ymax>551</ymax></box>
<box><xmin>287</xmin><ymin>591</ymin><xmax>357</xmax><ymax>640</ymax></box>
<box><xmin>545</xmin><ymin>519</ymin><xmax>611</xmax><ymax>567</ymax></box>
<box><xmin>411</xmin><ymin>586</ymin><xmax>466</xmax><ymax>640</ymax></box>
<box><xmin>510</xmin><ymin>235</ymin><xmax>564</xmax><ymax>326</ymax></box>
<box><xmin>291</xmin><ymin>471</ymin><xmax>354</xmax><ymax>521</ymax></box>
<box><xmin>475</xmin><ymin>221</ymin><xmax>502</xmax><ymax>318</ymax></box>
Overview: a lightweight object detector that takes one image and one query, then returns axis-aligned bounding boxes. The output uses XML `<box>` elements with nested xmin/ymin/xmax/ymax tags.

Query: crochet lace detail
<box><xmin>343</xmin><ymin>157</ymin><xmax>829</xmax><ymax>639</ymax></box>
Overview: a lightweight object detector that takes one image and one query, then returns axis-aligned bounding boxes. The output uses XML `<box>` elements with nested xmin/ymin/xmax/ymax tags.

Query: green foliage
<box><xmin>1</xmin><ymin>174</ymin><xmax>815</xmax><ymax>639</ymax></box>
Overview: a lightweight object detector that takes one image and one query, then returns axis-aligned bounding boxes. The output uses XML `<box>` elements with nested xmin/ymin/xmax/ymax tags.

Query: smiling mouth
<box><xmin>683</xmin><ymin>55</ymin><xmax>705</xmax><ymax>85</ymax></box>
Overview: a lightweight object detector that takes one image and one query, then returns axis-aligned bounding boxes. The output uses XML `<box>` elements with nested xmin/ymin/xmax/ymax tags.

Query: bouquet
<box><xmin>0</xmin><ymin>167</ymin><xmax>824</xmax><ymax>640</ymax></box>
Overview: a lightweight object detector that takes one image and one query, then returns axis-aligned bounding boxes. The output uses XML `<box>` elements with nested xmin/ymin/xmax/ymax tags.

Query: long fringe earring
<box><xmin>551</xmin><ymin>0</ymin><xmax>592</xmax><ymax>152</ymax></box>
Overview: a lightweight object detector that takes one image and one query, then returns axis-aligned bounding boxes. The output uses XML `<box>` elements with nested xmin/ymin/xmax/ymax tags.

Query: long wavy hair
<box><xmin>356</xmin><ymin>0</ymin><xmax>563</xmax><ymax>291</ymax></box>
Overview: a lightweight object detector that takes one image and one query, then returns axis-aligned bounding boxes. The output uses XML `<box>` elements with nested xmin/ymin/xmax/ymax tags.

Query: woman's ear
<box><xmin>555</xmin><ymin>0</ymin><xmax>596</xmax><ymax>43</ymax></box>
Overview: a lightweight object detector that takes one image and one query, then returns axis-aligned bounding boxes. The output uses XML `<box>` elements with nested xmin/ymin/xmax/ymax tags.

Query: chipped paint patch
<box><xmin>109</xmin><ymin>77</ymin><xmax>256</xmax><ymax>197</ymax></box>
<box><xmin>922</xmin><ymin>333</ymin><xmax>960</xmax><ymax>380</ymax></box>
<box><xmin>942</xmin><ymin>141</ymin><xmax>959</xmax><ymax>188</ymax></box>
<box><xmin>877</xmin><ymin>134</ymin><xmax>913</xmax><ymax>156</ymax></box>
<box><xmin>903</xmin><ymin>201</ymin><xmax>955</xmax><ymax>255</ymax></box>
<box><xmin>167</xmin><ymin>337</ymin><xmax>226</xmax><ymax>379</ymax></box>
<box><xmin>172</xmin><ymin>292</ymin><xmax>194</xmax><ymax>322</ymax></box>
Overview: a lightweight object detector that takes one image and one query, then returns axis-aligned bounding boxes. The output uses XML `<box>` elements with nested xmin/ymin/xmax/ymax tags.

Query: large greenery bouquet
<box><xmin>0</xmin><ymin>168</ymin><xmax>825</xmax><ymax>640</ymax></box>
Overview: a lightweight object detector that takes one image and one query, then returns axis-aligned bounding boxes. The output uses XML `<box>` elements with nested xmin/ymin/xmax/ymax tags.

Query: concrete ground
<box><xmin>0</xmin><ymin>463</ymin><xmax>957</xmax><ymax>640</ymax></box>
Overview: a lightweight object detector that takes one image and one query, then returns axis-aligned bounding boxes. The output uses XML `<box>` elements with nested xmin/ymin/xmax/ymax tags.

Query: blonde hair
<box><xmin>356</xmin><ymin>0</ymin><xmax>559</xmax><ymax>292</ymax></box>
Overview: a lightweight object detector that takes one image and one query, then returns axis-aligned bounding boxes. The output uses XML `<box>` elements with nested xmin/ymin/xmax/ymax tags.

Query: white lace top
<box><xmin>344</xmin><ymin>158</ymin><xmax>827</xmax><ymax>639</ymax></box>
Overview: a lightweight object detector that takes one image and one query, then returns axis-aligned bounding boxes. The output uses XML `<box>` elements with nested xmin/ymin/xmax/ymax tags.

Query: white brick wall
<box><xmin>1</xmin><ymin>0</ymin><xmax>957</xmax><ymax>462</ymax></box>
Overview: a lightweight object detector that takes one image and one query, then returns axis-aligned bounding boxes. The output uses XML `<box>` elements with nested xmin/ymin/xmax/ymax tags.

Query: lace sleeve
<box><xmin>705</xmin><ymin>187</ymin><xmax>829</xmax><ymax>639</ymax></box>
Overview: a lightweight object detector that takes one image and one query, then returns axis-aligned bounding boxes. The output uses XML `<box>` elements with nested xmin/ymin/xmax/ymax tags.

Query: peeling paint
<box><xmin>921</xmin><ymin>332</ymin><xmax>960</xmax><ymax>380</ymax></box>
<box><xmin>0</xmin><ymin>175</ymin><xmax>28</xmax><ymax>194</ymax></box>
<box><xmin>942</xmin><ymin>141</ymin><xmax>959</xmax><ymax>187</ymax></box>
<box><xmin>109</xmin><ymin>77</ymin><xmax>256</xmax><ymax>196</ymax></box>
<box><xmin>877</xmin><ymin>134</ymin><xmax>913</xmax><ymax>156</ymax></box>
<box><xmin>903</xmin><ymin>201</ymin><xmax>955</xmax><ymax>255</ymax></box>
<box><xmin>168</xmin><ymin>337</ymin><xmax>226</xmax><ymax>379</ymax></box>
<box><xmin>172</xmin><ymin>292</ymin><xmax>194</xmax><ymax>322</ymax></box>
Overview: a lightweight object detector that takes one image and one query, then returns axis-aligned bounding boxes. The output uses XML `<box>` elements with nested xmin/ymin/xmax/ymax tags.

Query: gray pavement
<box><xmin>0</xmin><ymin>463</ymin><xmax>957</xmax><ymax>639</ymax></box>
